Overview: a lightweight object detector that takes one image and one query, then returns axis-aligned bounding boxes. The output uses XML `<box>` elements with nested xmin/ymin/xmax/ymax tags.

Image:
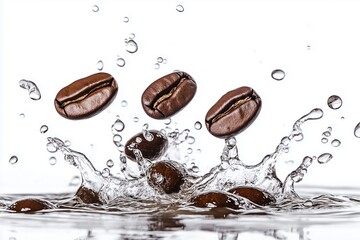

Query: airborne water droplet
<box><xmin>123</xmin><ymin>16</ymin><xmax>129</xmax><ymax>23</ymax></box>
<box><xmin>129</xmin><ymin>33</ymin><xmax>135</xmax><ymax>39</ymax></box>
<box><xmin>102</xmin><ymin>168</ymin><xmax>110</xmax><ymax>177</ymax></box>
<box><xmin>194</xmin><ymin>121</ymin><xmax>202</xmax><ymax>130</ymax></box>
<box><xmin>40</xmin><ymin>125</ymin><xmax>48</xmax><ymax>134</ymax></box>
<box><xmin>322</xmin><ymin>131</ymin><xmax>331</xmax><ymax>137</ymax></box>
<box><xmin>112</xmin><ymin>119</ymin><xmax>125</xmax><ymax>132</ymax></box>
<box><xmin>157</xmin><ymin>57</ymin><xmax>163</xmax><ymax>63</ymax></box>
<box><xmin>46</xmin><ymin>142</ymin><xmax>58</xmax><ymax>153</ymax></box>
<box><xmin>176</xmin><ymin>4</ymin><xmax>184</xmax><ymax>12</ymax></box>
<box><xmin>19</xmin><ymin>79</ymin><xmax>41</xmax><ymax>100</ymax></box>
<box><xmin>97</xmin><ymin>60</ymin><xmax>104</xmax><ymax>70</ymax></box>
<box><xmin>187</xmin><ymin>148</ymin><xmax>193</xmax><ymax>154</ymax></box>
<box><xmin>92</xmin><ymin>5</ymin><xmax>99</xmax><ymax>12</ymax></box>
<box><xmin>19</xmin><ymin>113</ymin><xmax>25</xmax><ymax>119</ymax></box>
<box><xmin>9</xmin><ymin>156</ymin><xmax>18</xmax><ymax>164</ymax></box>
<box><xmin>106</xmin><ymin>159</ymin><xmax>114</xmax><ymax>168</ymax></box>
<box><xmin>331</xmin><ymin>139</ymin><xmax>341</xmax><ymax>147</ymax></box>
<box><xmin>271</xmin><ymin>69</ymin><xmax>285</xmax><ymax>81</ymax></box>
<box><xmin>116</xmin><ymin>57</ymin><xmax>125</xmax><ymax>67</ymax></box>
<box><xmin>154</xmin><ymin>63</ymin><xmax>160</xmax><ymax>69</ymax></box>
<box><xmin>125</xmin><ymin>39</ymin><xmax>138</xmax><ymax>53</ymax></box>
<box><xmin>121</xmin><ymin>100</ymin><xmax>128</xmax><ymax>107</ymax></box>
<box><xmin>327</xmin><ymin>95</ymin><xmax>342</xmax><ymax>110</ymax></box>
<box><xmin>321</xmin><ymin>137</ymin><xmax>328</xmax><ymax>143</ymax></box>
<box><xmin>133</xmin><ymin>117</ymin><xmax>139</xmax><ymax>122</ymax></box>
<box><xmin>187</xmin><ymin>136</ymin><xmax>195</xmax><ymax>144</ymax></box>
<box><xmin>113</xmin><ymin>134</ymin><xmax>122</xmax><ymax>146</ymax></box>
<box><xmin>354</xmin><ymin>122</ymin><xmax>360</xmax><ymax>138</ymax></box>
<box><xmin>49</xmin><ymin>156</ymin><xmax>57</xmax><ymax>165</ymax></box>
<box><xmin>317</xmin><ymin>153</ymin><xmax>333</xmax><ymax>164</ymax></box>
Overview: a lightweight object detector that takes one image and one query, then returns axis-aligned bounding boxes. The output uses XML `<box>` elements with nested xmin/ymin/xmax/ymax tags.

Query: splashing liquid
<box><xmin>45</xmin><ymin>108</ymin><xmax>332</xmax><ymax>208</ymax></box>
<box><xmin>19</xmin><ymin>80</ymin><xmax>41</xmax><ymax>100</ymax></box>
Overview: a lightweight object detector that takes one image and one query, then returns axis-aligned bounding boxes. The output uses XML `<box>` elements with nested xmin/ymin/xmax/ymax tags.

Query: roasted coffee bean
<box><xmin>147</xmin><ymin>160</ymin><xmax>185</xmax><ymax>194</ymax></box>
<box><xmin>54</xmin><ymin>72</ymin><xmax>118</xmax><ymax>119</ymax></box>
<box><xmin>228</xmin><ymin>186</ymin><xmax>275</xmax><ymax>206</ymax></box>
<box><xmin>141</xmin><ymin>71</ymin><xmax>197</xmax><ymax>119</ymax></box>
<box><xmin>205</xmin><ymin>86</ymin><xmax>261</xmax><ymax>138</ymax></box>
<box><xmin>190</xmin><ymin>191</ymin><xmax>241</xmax><ymax>209</ymax></box>
<box><xmin>7</xmin><ymin>198</ymin><xmax>55</xmax><ymax>213</ymax></box>
<box><xmin>76</xmin><ymin>186</ymin><xmax>101</xmax><ymax>204</ymax></box>
<box><xmin>125</xmin><ymin>130</ymin><xmax>168</xmax><ymax>161</ymax></box>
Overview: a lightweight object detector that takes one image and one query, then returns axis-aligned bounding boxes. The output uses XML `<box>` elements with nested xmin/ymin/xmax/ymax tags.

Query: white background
<box><xmin>1</xmin><ymin>0</ymin><xmax>360</xmax><ymax>194</ymax></box>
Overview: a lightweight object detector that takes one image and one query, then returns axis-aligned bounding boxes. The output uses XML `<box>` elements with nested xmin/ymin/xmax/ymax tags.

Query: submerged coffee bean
<box><xmin>190</xmin><ymin>191</ymin><xmax>241</xmax><ymax>209</ymax></box>
<box><xmin>54</xmin><ymin>72</ymin><xmax>118</xmax><ymax>119</ymax></box>
<box><xmin>76</xmin><ymin>186</ymin><xmax>101</xmax><ymax>204</ymax></box>
<box><xmin>125</xmin><ymin>130</ymin><xmax>168</xmax><ymax>161</ymax></box>
<box><xmin>141</xmin><ymin>71</ymin><xmax>197</xmax><ymax>119</ymax></box>
<box><xmin>7</xmin><ymin>198</ymin><xmax>55</xmax><ymax>213</ymax></box>
<box><xmin>147</xmin><ymin>160</ymin><xmax>185</xmax><ymax>194</ymax></box>
<box><xmin>228</xmin><ymin>186</ymin><xmax>275</xmax><ymax>206</ymax></box>
<box><xmin>205</xmin><ymin>86</ymin><xmax>261</xmax><ymax>138</ymax></box>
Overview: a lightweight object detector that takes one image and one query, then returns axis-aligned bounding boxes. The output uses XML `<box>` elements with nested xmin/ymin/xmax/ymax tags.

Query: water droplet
<box><xmin>306</xmin><ymin>45</ymin><xmax>311</xmax><ymax>50</ymax></box>
<box><xmin>106</xmin><ymin>159</ymin><xmax>114</xmax><ymax>168</ymax></box>
<box><xmin>97</xmin><ymin>60</ymin><xmax>104</xmax><ymax>70</ymax></box>
<box><xmin>123</xmin><ymin>16</ymin><xmax>129</xmax><ymax>23</ymax></box>
<box><xmin>102</xmin><ymin>168</ymin><xmax>110</xmax><ymax>177</ymax></box>
<box><xmin>176</xmin><ymin>4</ymin><xmax>184</xmax><ymax>12</ymax></box>
<box><xmin>125</xmin><ymin>39</ymin><xmax>138</xmax><ymax>53</ymax></box>
<box><xmin>157</xmin><ymin>57</ymin><xmax>163</xmax><ymax>63</ymax></box>
<box><xmin>317</xmin><ymin>153</ymin><xmax>333</xmax><ymax>164</ymax></box>
<box><xmin>187</xmin><ymin>136</ymin><xmax>195</xmax><ymax>144</ymax></box>
<box><xmin>163</xmin><ymin>59</ymin><xmax>167</xmax><ymax>64</ymax></box>
<box><xmin>90</xmin><ymin>144</ymin><xmax>94</xmax><ymax>148</ymax></box>
<box><xmin>121</xmin><ymin>100</ymin><xmax>128</xmax><ymax>107</ymax></box>
<box><xmin>40</xmin><ymin>125</ymin><xmax>48</xmax><ymax>134</ymax></box>
<box><xmin>304</xmin><ymin>200</ymin><xmax>313</xmax><ymax>207</ymax></box>
<box><xmin>112</xmin><ymin>119</ymin><xmax>125</xmax><ymax>133</ymax></box>
<box><xmin>19</xmin><ymin>79</ymin><xmax>41</xmax><ymax>100</ymax></box>
<box><xmin>154</xmin><ymin>63</ymin><xmax>160</xmax><ymax>69</ymax></box>
<box><xmin>143</xmin><ymin>123</ymin><xmax>149</xmax><ymax>131</ymax></box>
<box><xmin>135</xmin><ymin>137</ymin><xmax>142</xmax><ymax>143</ymax></box>
<box><xmin>49</xmin><ymin>156</ymin><xmax>57</xmax><ymax>165</ymax></box>
<box><xmin>327</xmin><ymin>126</ymin><xmax>332</xmax><ymax>132</ymax></box>
<box><xmin>164</xmin><ymin>118</ymin><xmax>171</xmax><ymax>125</ymax></box>
<box><xmin>191</xmin><ymin>165</ymin><xmax>200</xmax><ymax>173</ymax></box>
<box><xmin>187</xmin><ymin>148</ymin><xmax>193</xmax><ymax>154</ymax></box>
<box><xmin>331</xmin><ymin>139</ymin><xmax>341</xmax><ymax>147</ymax></box>
<box><xmin>327</xmin><ymin>95</ymin><xmax>342</xmax><ymax>110</ymax></box>
<box><xmin>117</xmin><ymin>144</ymin><xmax>125</xmax><ymax>152</ymax></box>
<box><xmin>133</xmin><ymin>117</ymin><xmax>139</xmax><ymax>122</ymax></box>
<box><xmin>341</xmin><ymin>116</ymin><xmax>345</xmax><ymax>120</ymax></box>
<box><xmin>46</xmin><ymin>142</ymin><xmax>58</xmax><ymax>153</ymax></box>
<box><xmin>116</xmin><ymin>57</ymin><xmax>125</xmax><ymax>67</ymax></box>
<box><xmin>194</xmin><ymin>121</ymin><xmax>202</xmax><ymax>130</ymax></box>
<box><xmin>271</xmin><ymin>69</ymin><xmax>285</xmax><ymax>81</ymax></box>
<box><xmin>9</xmin><ymin>156</ymin><xmax>18</xmax><ymax>164</ymax></box>
<box><xmin>196</xmin><ymin>149</ymin><xmax>201</xmax><ymax>154</ymax></box>
<box><xmin>322</xmin><ymin>131</ymin><xmax>331</xmax><ymax>137</ymax></box>
<box><xmin>64</xmin><ymin>140</ymin><xmax>71</xmax><ymax>147</ymax></box>
<box><xmin>19</xmin><ymin>113</ymin><xmax>25</xmax><ymax>119</ymax></box>
<box><xmin>69</xmin><ymin>176</ymin><xmax>81</xmax><ymax>186</ymax></box>
<box><xmin>92</xmin><ymin>5</ymin><xmax>99</xmax><ymax>12</ymax></box>
<box><xmin>321</xmin><ymin>137</ymin><xmax>328</xmax><ymax>143</ymax></box>
<box><xmin>129</xmin><ymin>33</ymin><xmax>135</xmax><ymax>39</ymax></box>
<box><xmin>354</xmin><ymin>122</ymin><xmax>360</xmax><ymax>138</ymax></box>
<box><xmin>113</xmin><ymin>134</ymin><xmax>122</xmax><ymax>147</ymax></box>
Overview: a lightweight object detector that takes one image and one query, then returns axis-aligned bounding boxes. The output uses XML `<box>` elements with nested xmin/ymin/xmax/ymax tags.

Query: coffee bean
<box><xmin>7</xmin><ymin>198</ymin><xmax>55</xmax><ymax>213</ymax></box>
<box><xmin>205</xmin><ymin>86</ymin><xmax>261</xmax><ymax>138</ymax></box>
<box><xmin>147</xmin><ymin>160</ymin><xmax>185</xmax><ymax>194</ymax></box>
<box><xmin>141</xmin><ymin>71</ymin><xmax>196</xmax><ymax>119</ymax></box>
<box><xmin>76</xmin><ymin>186</ymin><xmax>101</xmax><ymax>204</ymax></box>
<box><xmin>227</xmin><ymin>186</ymin><xmax>275</xmax><ymax>206</ymax></box>
<box><xmin>190</xmin><ymin>191</ymin><xmax>241</xmax><ymax>209</ymax></box>
<box><xmin>54</xmin><ymin>72</ymin><xmax>118</xmax><ymax>119</ymax></box>
<box><xmin>125</xmin><ymin>130</ymin><xmax>168</xmax><ymax>161</ymax></box>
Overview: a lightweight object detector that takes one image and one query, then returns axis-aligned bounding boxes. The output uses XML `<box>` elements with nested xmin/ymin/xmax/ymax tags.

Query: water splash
<box><xmin>19</xmin><ymin>79</ymin><xmax>41</xmax><ymax>100</ymax></box>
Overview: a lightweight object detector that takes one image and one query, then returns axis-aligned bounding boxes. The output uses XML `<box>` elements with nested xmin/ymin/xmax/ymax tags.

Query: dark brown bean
<box><xmin>190</xmin><ymin>191</ymin><xmax>241</xmax><ymax>209</ymax></box>
<box><xmin>75</xmin><ymin>186</ymin><xmax>101</xmax><ymax>204</ymax></box>
<box><xmin>54</xmin><ymin>72</ymin><xmax>118</xmax><ymax>119</ymax></box>
<box><xmin>7</xmin><ymin>198</ymin><xmax>55</xmax><ymax>213</ymax></box>
<box><xmin>125</xmin><ymin>130</ymin><xmax>168</xmax><ymax>162</ymax></box>
<box><xmin>141</xmin><ymin>71</ymin><xmax>196</xmax><ymax>119</ymax></box>
<box><xmin>228</xmin><ymin>186</ymin><xmax>275</xmax><ymax>206</ymax></box>
<box><xmin>205</xmin><ymin>86</ymin><xmax>261</xmax><ymax>138</ymax></box>
<box><xmin>147</xmin><ymin>160</ymin><xmax>185</xmax><ymax>194</ymax></box>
